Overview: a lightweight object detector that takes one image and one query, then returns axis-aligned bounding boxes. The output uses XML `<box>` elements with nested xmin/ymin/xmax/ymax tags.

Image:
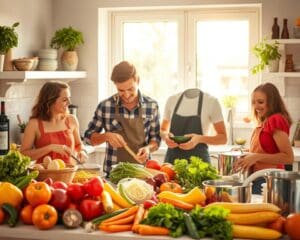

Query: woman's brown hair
<box><xmin>252</xmin><ymin>82</ymin><xmax>292</xmax><ymax>125</ymax></box>
<box><xmin>31</xmin><ymin>81</ymin><xmax>70</xmax><ymax>121</ymax></box>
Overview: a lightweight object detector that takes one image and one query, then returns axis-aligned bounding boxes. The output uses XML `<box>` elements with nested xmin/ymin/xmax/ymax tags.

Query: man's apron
<box><xmin>165</xmin><ymin>90</ymin><xmax>210</xmax><ymax>164</ymax></box>
<box><xmin>115</xmin><ymin>104</ymin><xmax>146</xmax><ymax>163</ymax></box>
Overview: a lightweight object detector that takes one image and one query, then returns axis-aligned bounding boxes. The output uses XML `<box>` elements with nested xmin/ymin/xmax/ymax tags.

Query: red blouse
<box><xmin>35</xmin><ymin>118</ymin><xmax>74</xmax><ymax>164</ymax></box>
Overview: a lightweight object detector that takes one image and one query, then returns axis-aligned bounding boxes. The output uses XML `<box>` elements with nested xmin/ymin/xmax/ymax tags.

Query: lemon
<box><xmin>53</xmin><ymin>159</ymin><xmax>66</xmax><ymax>169</ymax></box>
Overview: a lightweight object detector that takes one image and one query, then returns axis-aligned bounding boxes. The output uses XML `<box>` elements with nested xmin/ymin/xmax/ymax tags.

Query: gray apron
<box><xmin>114</xmin><ymin>104</ymin><xmax>146</xmax><ymax>163</ymax></box>
<box><xmin>165</xmin><ymin>90</ymin><xmax>210</xmax><ymax>164</ymax></box>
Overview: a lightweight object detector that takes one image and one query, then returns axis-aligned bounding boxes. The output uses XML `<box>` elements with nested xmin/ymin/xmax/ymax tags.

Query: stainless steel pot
<box><xmin>265</xmin><ymin>171</ymin><xmax>300</xmax><ymax>216</ymax></box>
<box><xmin>202</xmin><ymin>179</ymin><xmax>252</xmax><ymax>203</ymax></box>
<box><xmin>213</xmin><ymin>151</ymin><xmax>250</xmax><ymax>181</ymax></box>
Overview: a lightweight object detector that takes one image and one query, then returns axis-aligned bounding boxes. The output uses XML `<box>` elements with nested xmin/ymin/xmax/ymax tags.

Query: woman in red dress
<box><xmin>21</xmin><ymin>81</ymin><xmax>87</xmax><ymax>164</ymax></box>
<box><xmin>234</xmin><ymin>82</ymin><xmax>294</xmax><ymax>194</ymax></box>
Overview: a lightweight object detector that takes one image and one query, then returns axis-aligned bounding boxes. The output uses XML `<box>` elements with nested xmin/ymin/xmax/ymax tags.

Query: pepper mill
<box><xmin>272</xmin><ymin>17</ymin><xmax>280</xmax><ymax>39</ymax></box>
<box><xmin>281</xmin><ymin>18</ymin><xmax>289</xmax><ymax>39</ymax></box>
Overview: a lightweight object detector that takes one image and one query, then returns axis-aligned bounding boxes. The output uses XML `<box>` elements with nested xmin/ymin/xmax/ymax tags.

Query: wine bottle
<box><xmin>0</xmin><ymin>101</ymin><xmax>10</xmax><ymax>155</ymax></box>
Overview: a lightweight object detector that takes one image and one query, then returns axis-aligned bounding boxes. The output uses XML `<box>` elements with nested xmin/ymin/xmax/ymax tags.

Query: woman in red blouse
<box><xmin>234</xmin><ymin>82</ymin><xmax>294</xmax><ymax>194</ymax></box>
<box><xmin>21</xmin><ymin>81</ymin><xmax>87</xmax><ymax>164</ymax></box>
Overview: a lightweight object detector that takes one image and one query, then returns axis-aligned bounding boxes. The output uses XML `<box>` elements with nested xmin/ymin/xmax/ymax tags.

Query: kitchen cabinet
<box><xmin>0</xmin><ymin>71</ymin><xmax>87</xmax><ymax>97</ymax></box>
<box><xmin>264</xmin><ymin>39</ymin><xmax>300</xmax><ymax>96</ymax></box>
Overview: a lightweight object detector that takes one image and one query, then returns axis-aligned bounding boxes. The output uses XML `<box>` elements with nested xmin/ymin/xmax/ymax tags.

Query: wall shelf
<box><xmin>0</xmin><ymin>71</ymin><xmax>87</xmax><ymax>97</ymax></box>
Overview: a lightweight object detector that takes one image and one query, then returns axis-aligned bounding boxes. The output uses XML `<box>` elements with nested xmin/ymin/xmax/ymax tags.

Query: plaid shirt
<box><xmin>84</xmin><ymin>91</ymin><xmax>161</xmax><ymax>174</ymax></box>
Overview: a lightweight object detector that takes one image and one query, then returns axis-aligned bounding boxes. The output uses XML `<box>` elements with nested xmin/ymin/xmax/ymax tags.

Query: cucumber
<box><xmin>2</xmin><ymin>203</ymin><xmax>18</xmax><ymax>227</ymax></box>
<box><xmin>183</xmin><ymin>212</ymin><xmax>200</xmax><ymax>239</ymax></box>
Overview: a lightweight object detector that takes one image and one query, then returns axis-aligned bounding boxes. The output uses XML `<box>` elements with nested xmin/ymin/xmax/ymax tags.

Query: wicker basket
<box><xmin>73</xmin><ymin>164</ymin><xmax>102</xmax><ymax>183</ymax></box>
<box><xmin>33</xmin><ymin>165</ymin><xmax>78</xmax><ymax>184</ymax></box>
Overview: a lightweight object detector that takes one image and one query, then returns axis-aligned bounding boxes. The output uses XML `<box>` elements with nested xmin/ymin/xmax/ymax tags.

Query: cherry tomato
<box><xmin>160</xmin><ymin>182</ymin><xmax>183</xmax><ymax>193</ymax></box>
<box><xmin>25</xmin><ymin>182</ymin><xmax>52</xmax><ymax>207</ymax></box>
<box><xmin>32</xmin><ymin>204</ymin><xmax>58</xmax><ymax>230</ymax></box>
<box><xmin>20</xmin><ymin>204</ymin><xmax>34</xmax><ymax>225</ymax></box>
<box><xmin>285</xmin><ymin>213</ymin><xmax>300</xmax><ymax>240</ymax></box>
<box><xmin>267</xmin><ymin>216</ymin><xmax>286</xmax><ymax>233</ymax></box>
<box><xmin>160</xmin><ymin>163</ymin><xmax>176</xmax><ymax>180</ymax></box>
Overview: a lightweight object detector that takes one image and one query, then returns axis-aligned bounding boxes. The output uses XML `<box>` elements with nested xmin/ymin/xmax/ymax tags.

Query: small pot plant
<box><xmin>0</xmin><ymin>22</ymin><xmax>19</xmax><ymax>54</ymax></box>
<box><xmin>50</xmin><ymin>26</ymin><xmax>84</xmax><ymax>70</ymax></box>
<box><xmin>251</xmin><ymin>38</ymin><xmax>281</xmax><ymax>74</ymax></box>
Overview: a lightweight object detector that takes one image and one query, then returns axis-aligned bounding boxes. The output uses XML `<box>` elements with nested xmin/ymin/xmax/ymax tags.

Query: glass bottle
<box><xmin>0</xmin><ymin>101</ymin><xmax>10</xmax><ymax>155</ymax></box>
<box><xmin>281</xmin><ymin>18</ymin><xmax>289</xmax><ymax>39</ymax></box>
<box><xmin>272</xmin><ymin>17</ymin><xmax>280</xmax><ymax>39</ymax></box>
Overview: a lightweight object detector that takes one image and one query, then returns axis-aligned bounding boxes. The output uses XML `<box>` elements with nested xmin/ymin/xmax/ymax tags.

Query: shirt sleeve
<box><xmin>163</xmin><ymin>95</ymin><xmax>175</xmax><ymax>120</ymax></box>
<box><xmin>148</xmin><ymin>102</ymin><xmax>161</xmax><ymax>146</ymax></box>
<box><xmin>84</xmin><ymin>103</ymin><xmax>104</xmax><ymax>144</ymax></box>
<box><xmin>264</xmin><ymin>114</ymin><xmax>290</xmax><ymax>135</ymax></box>
<box><xmin>209</xmin><ymin>97</ymin><xmax>224</xmax><ymax>123</ymax></box>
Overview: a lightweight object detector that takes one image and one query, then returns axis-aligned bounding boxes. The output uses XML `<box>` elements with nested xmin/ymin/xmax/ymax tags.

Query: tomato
<box><xmin>159</xmin><ymin>182</ymin><xmax>183</xmax><ymax>193</ymax></box>
<box><xmin>0</xmin><ymin>207</ymin><xmax>5</xmax><ymax>224</ymax></box>
<box><xmin>285</xmin><ymin>213</ymin><xmax>300</xmax><ymax>240</ymax></box>
<box><xmin>267</xmin><ymin>216</ymin><xmax>286</xmax><ymax>233</ymax></box>
<box><xmin>49</xmin><ymin>188</ymin><xmax>70</xmax><ymax>212</ymax></box>
<box><xmin>67</xmin><ymin>183</ymin><xmax>86</xmax><ymax>202</ymax></box>
<box><xmin>32</xmin><ymin>204</ymin><xmax>58</xmax><ymax>230</ymax></box>
<box><xmin>25</xmin><ymin>182</ymin><xmax>52</xmax><ymax>207</ymax></box>
<box><xmin>79</xmin><ymin>199</ymin><xmax>104</xmax><ymax>221</ymax></box>
<box><xmin>51</xmin><ymin>181</ymin><xmax>68</xmax><ymax>190</ymax></box>
<box><xmin>145</xmin><ymin>159</ymin><xmax>161</xmax><ymax>170</ymax></box>
<box><xmin>83</xmin><ymin>177</ymin><xmax>104</xmax><ymax>198</ymax></box>
<box><xmin>20</xmin><ymin>204</ymin><xmax>34</xmax><ymax>225</ymax></box>
<box><xmin>160</xmin><ymin>163</ymin><xmax>176</xmax><ymax>180</ymax></box>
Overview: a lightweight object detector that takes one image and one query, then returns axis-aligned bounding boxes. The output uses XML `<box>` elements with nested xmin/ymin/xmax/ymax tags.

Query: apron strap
<box><xmin>197</xmin><ymin>90</ymin><xmax>203</xmax><ymax>115</ymax></box>
<box><xmin>173</xmin><ymin>92</ymin><xmax>185</xmax><ymax>115</ymax></box>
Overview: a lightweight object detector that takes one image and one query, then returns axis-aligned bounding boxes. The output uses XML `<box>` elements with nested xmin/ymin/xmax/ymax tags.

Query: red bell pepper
<box><xmin>83</xmin><ymin>176</ymin><xmax>104</xmax><ymax>197</ymax></box>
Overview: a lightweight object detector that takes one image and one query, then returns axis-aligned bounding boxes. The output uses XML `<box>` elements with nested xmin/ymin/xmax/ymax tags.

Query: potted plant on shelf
<box><xmin>251</xmin><ymin>38</ymin><xmax>281</xmax><ymax>74</ymax></box>
<box><xmin>50</xmin><ymin>26</ymin><xmax>84</xmax><ymax>71</ymax></box>
<box><xmin>0</xmin><ymin>22</ymin><xmax>19</xmax><ymax>71</ymax></box>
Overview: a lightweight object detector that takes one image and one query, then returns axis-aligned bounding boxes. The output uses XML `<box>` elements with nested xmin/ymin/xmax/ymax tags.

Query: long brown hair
<box><xmin>31</xmin><ymin>81</ymin><xmax>70</xmax><ymax>121</ymax></box>
<box><xmin>252</xmin><ymin>82</ymin><xmax>292</xmax><ymax>125</ymax></box>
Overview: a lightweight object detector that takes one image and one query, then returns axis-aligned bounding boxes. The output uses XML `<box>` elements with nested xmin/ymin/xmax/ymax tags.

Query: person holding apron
<box><xmin>84</xmin><ymin>61</ymin><xmax>161</xmax><ymax>176</ymax></box>
<box><xmin>161</xmin><ymin>88</ymin><xmax>227</xmax><ymax>164</ymax></box>
<box><xmin>233</xmin><ymin>82</ymin><xmax>293</xmax><ymax>194</ymax></box>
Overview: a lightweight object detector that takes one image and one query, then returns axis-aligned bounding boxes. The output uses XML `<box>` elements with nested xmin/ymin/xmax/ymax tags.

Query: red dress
<box><xmin>35</xmin><ymin>118</ymin><xmax>74</xmax><ymax>164</ymax></box>
<box><xmin>250</xmin><ymin>113</ymin><xmax>289</xmax><ymax>171</ymax></box>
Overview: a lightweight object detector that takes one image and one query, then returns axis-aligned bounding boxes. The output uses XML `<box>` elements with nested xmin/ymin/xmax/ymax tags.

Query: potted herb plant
<box><xmin>251</xmin><ymin>39</ymin><xmax>281</xmax><ymax>74</ymax></box>
<box><xmin>50</xmin><ymin>26</ymin><xmax>84</xmax><ymax>71</ymax></box>
<box><xmin>0</xmin><ymin>22</ymin><xmax>19</xmax><ymax>71</ymax></box>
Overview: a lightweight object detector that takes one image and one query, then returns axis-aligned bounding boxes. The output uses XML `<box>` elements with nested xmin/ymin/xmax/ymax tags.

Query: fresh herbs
<box><xmin>109</xmin><ymin>162</ymin><xmax>153</xmax><ymax>184</ymax></box>
<box><xmin>174</xmin><ymin>156</ymin><xmax>219</xmax><ymax>192</ymax></box>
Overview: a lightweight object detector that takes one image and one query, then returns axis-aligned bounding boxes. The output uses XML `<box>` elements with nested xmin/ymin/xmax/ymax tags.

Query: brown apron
<box><xmin>250</xmin><ymin>123</ymin><xmax>278</xmax><ymax>172</ymax></box>
<box><xmin>114</xmin><ymin>104</ymin><xmax>146</xmax><ymax>163</ymax></box>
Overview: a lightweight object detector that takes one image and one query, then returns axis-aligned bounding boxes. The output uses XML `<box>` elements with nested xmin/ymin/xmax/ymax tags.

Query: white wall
<box><xmin>2</xmin><ymin>0</ymin><xmax>300</xmax><ymax>147</ymax></box>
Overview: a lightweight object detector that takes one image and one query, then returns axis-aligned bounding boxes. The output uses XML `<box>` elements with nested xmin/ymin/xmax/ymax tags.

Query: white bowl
<box><xmin>38</xmin><ymin>49</ymin><xmax>58</xmax><ymax>59</ymax></box>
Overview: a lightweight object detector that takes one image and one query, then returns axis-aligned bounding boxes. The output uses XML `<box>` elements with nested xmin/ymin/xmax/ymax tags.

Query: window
<box><xmin>106</xmin><ymin>6</ymin><xmax>260</xmax><ymax>120</ymax></box>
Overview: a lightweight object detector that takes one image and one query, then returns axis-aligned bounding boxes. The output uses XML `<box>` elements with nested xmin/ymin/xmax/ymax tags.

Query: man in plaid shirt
<box><xmin>84</xmin><ymin>61</ymin><xmax>161</xmax><ymax>175</ymax></box>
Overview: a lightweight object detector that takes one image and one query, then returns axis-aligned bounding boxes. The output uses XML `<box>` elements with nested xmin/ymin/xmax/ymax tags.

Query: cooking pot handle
<box><xmin>242</xmin><ymin>168</ymin><xmax>283</xmax><ymax>187</ymax></box>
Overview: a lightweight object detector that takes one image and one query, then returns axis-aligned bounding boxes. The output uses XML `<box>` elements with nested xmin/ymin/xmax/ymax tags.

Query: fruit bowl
<box><xmin>170</xmin><ymin>135</ymin><xmax>192</xmax><ymax>144</ymax></box>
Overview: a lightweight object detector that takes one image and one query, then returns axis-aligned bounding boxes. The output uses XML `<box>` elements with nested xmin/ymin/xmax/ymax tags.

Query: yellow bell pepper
<box><xmin>158</xmin><ymin>186</ymin><xmax>206</xmax><ymax>205</ymax></box>
<box><xmin>0</xmin><ymin>182</ymin><xmax>23</xmax><ymax>208</ymax></box>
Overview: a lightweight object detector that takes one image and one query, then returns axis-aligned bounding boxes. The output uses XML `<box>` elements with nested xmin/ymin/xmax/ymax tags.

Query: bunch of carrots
<box><xmin>99</xmin><ymin>204</ymin><xmax>169</xmax><ymax>236</ymax></box>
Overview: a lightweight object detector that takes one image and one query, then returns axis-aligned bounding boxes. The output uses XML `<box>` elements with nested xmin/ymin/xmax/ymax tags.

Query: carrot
<box><xmin>99</xmin><ymin>224</ymin><xmax>133</xmax><ymax>232</ymax></box>
<box><xmin>132</xmin><ymin>205</ymin><xmax>145</xmax><ymax>232</ymax></box>
<box><xmin>160</xmin><ymin>197</ymin><xmax>194</xmax><ymax>210</ymax></box>
<box><xmin>101</xmin><ymin>214</ymin><xmax>135</xmax><ymax>226</ymax></box>
<box><xmin>136</xmin><ymin>224</ymin><xmax>170</xmax><ymax>235</ymax></box>
<box><xmin>101</xmin><ymin>205</ymin><xmax>138</xmax><ymax>224</ymax></box>
<box><xmin>143</xmin><ymin>209</ymin><xmax>149</xmax><ymax>220</ymax></box>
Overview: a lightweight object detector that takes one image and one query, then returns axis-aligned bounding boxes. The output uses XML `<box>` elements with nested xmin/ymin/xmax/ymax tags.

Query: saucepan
<box><xmin>265</xmin><ymin>171</ymin><xmax>300</xmax><ymax>216</ymax></box>
<box><xmin>203</xmin><ymin>168</ymin><xmax>282</xmax><ymax>203</ymax></box>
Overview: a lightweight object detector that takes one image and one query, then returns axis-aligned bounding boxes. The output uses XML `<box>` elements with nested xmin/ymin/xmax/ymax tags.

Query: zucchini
<box><xmin>183</xmin><ymin>212</ymin><xmax>200</xmax><ymax>239</ymax></box>
<box><xmin>62</xmin><ymin>209</ymin><xmax>83</xmax><ymax>228</ymax></box>
<box><xmin>2</xmin><ymin>203</ymin><xmax>18</xmax><ymax>227</ymax></box>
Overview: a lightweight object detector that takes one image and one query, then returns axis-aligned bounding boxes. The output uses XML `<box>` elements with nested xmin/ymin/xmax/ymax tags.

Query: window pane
<box><xmin>123</xmin><ymin>22</ymin><xmax>179</xmax><ymax>110</ymax></box>
<box><xmin>196</xmin><ymin>20</ymin><xmax>249</xmax><ymax>114</ymax></box>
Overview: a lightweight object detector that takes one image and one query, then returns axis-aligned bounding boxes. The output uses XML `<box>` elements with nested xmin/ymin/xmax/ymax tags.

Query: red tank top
<box><xmin>35</xmin><ymin>118</ymin><xmax>74</xmax><ymax>164</ymax></box>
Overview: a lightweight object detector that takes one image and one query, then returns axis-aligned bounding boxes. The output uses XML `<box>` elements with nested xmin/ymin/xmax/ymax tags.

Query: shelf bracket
<box><xmin>0</xmin><ymin>79</ymin><xmax>25</xmax><ymax>97</ymax></box>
